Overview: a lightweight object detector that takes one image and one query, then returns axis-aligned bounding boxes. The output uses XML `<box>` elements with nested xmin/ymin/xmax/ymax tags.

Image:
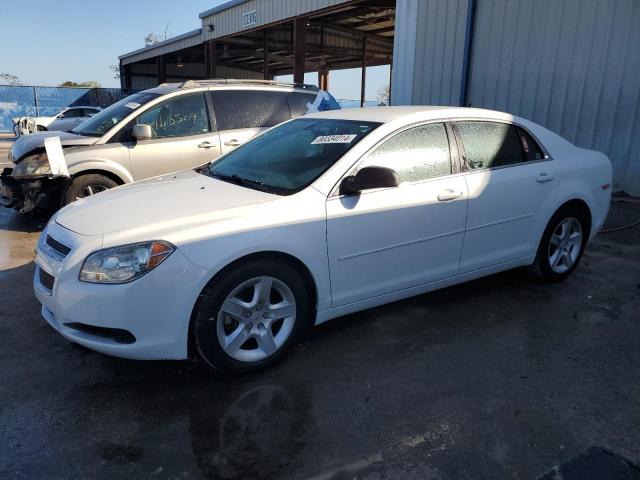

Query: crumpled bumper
<box><xmin>0</xmin><ymin>167</ymin><xmax>67</xmax><ymax>213</ymax></box>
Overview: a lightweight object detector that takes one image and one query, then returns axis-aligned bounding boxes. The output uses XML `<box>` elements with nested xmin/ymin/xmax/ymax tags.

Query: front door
<box><xmin>129</xmin><ymin>92</ymin><xmax>221</xmax><ymax>180</ymax></box>
<box><xmin>326</xmin><ymin>122</ymin><xmax>468</xmax><ymax>307</ymax></box>
<box><xmin>453</xmin><ymin>121</ymin><xmax>558</xmax><ymax>273</ymax></box>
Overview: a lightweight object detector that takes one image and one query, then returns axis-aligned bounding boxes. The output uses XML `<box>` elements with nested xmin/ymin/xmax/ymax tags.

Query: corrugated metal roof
<box><xmin>201</xmin><ymin>0</ymin><xmax>354</xmax><ymax>41</ymax></box>
<box><xmin>120</xmin><ymin>29</ymin><xmax>203</xmax><ymax>64</ymax></box>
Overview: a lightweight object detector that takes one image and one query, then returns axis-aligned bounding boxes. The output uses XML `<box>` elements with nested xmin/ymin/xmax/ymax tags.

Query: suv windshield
<box><xmin>206</xmin><ymin>118</ymin><xmax>380</xmax><ymax>195</ymax></box>
<box><xmin>72</xmin><ymin>93</ymin><xmax>159</xmax><ymax>137</ymax></box>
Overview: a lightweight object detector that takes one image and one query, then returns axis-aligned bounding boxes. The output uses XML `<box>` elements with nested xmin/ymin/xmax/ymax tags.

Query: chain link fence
<box><xmin>0</xmin><ymin>86</ymin><xmax>135</xmax><ymax>132</ymax></box>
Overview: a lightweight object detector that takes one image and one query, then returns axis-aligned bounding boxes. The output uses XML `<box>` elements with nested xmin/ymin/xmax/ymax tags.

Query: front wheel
<box><xmin>533</xmin><ymin>207</ymin><xmax>589</xmax><ymax>282</ymax></box>
<box><xmin>62</xmin><ymin>174</ymin><xmax>118</xmax><ymax>206</ymax></box>
<box><xmin>192</xmin><ymin>259</ymin><xmax>311</xmax><ymax>373</ymax></box>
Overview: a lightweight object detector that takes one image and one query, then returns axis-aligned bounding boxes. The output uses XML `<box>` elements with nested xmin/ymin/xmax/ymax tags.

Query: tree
<box><xmin>145</xmin><ymin>22</ymin><xmax>170</xmax><ymax>47</ymax></box>
<box><xmin>109</xmin><ymin>65</ymin><xmax>121</xmax><ymax>80</ymax></box>
<box><xmin>377</xmin><ymin>84</ymin><xmax>390</xmax><ymax>105</ymax></box>
<box><xmin>58</xmin><ymin>81</ymin><xmax>102</xmax><ymax>88</ymax></box>
<box><xmin>0</xmin><ymin>73</ymin><xmax>22</xmax><ymax>85</ymax></box>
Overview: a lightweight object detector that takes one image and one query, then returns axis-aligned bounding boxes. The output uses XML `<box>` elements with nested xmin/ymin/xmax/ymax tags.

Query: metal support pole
<box><xmin>293</xmin><ymin>18</ymin><xmax>307</xmax><ymax>84</ymax></box>
<box><xmin>263</xmin><ymin>30</ymin><xmax>270</xmax><ymax>80</ymax></box>
<box><xmin>360</xmin><ymin>37</ymin><xmax>367</xmax><ymax>107</ymax></box>
<box><xmin>205</xmin><ymin>41</ymin><xmax>217</xmax><ymax>79</ymax></box>
<box><xmin>156</xmin><ymin>55</ymin><xmax>166</xmax><ymax>85</ymax></box>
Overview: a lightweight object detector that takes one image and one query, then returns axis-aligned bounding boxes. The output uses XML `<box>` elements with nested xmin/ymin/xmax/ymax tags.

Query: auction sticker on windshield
<box><xmin>124</xmin><ymin>102</ymin><xmax>141</xmax><ymax>109</ymax></box>
<box><xmin>311</xmin><ymin>134</ymin><xmax>357</xmax><ymax>144</ymax></box>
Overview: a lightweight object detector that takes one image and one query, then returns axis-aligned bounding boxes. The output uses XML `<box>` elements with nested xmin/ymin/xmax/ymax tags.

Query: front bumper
<box><xmin>1</xmin><ymin>168</ymin><xmax>68</xmax><ymax>213</ymax></box>
<box><xmin>33</xmin><ymin>221</ymin><xmax>210</xmax><ymax>360</ymax></box>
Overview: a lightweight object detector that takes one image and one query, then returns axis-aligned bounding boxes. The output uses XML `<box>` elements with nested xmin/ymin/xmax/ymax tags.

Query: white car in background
<box><xmin>34</xmin><ymin>106</ymin><xmax>612</xmax><ymax>373</ymax></box>
<box><xmin>15</xmin><ymin>106</ymin><xmax>102</xmax><ymax>133</ymax></box>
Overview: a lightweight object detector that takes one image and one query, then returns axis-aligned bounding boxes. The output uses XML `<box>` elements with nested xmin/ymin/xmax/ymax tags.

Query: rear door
<box><xmin>453</xmin><ymin>121</ymin><xmax>557</xmax><ymax>272</ymax></box>
<box><xmin>210</xmin><ymin>89</ymin><xmax>294</xmax><ymax>154</ymax></box>
<box><xmin>128</xmin><ymin>92</ymin><xmax>222</xmax><ymax>180</ymax></box>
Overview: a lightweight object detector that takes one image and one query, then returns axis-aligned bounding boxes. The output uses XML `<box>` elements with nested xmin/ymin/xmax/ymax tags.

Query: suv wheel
<box><xmin>192</xmin><ymin>259</ymin><xmax>311</xmax><ymax>373</ymax></box>
<box><xmin>62</xmin><ymin>174</ymin><xmax>118</xmax><ymax>206</ymax></box>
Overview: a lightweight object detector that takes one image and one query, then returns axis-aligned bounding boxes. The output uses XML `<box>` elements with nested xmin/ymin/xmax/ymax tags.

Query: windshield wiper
<box><xmin>207</xmin><ymin>171</ymin><xmax>278</xmax><ymax>194</ymax></box>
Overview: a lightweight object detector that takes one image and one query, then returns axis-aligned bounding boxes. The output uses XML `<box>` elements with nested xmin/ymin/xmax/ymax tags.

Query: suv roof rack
<box><xmin>158</xmin><ymin>79</ymin><xmax>320</xmax><ymax>91</ymax></box>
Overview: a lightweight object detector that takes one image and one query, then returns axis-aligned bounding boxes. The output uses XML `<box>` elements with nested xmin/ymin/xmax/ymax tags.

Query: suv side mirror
<box><xmin>339</xmin><ymin>166</ymin><xmax>399</xmax><ymax>196</ymax></box>
<box><xmin>132</xmin><ymin>124</ymin><xmax>153</xmax><ymax>141</ymax></box>
<box><xmin>57</xmin><ymin>113</ymin><xmax>66</xmax><ymax>119</ymax></box>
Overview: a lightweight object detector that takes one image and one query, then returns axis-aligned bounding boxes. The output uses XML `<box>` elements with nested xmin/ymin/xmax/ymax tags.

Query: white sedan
<box><xmin>34</xmin><ymin>107</ymin><xmax>612</xmax><ymax>373</ymax></box>
<box><xmin>14</xmin><ymin>106</ymin><xmax>102</xmax><ymax>134</ymax></box>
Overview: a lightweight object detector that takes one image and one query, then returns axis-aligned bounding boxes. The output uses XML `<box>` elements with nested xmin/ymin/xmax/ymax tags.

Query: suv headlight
<box><xmin>79</xmin><ymin>241</ymin><xmax>174</xmax><ymax>284</ymax></box>
<box><xmin>12</xmin><ymin>152</ymin><xmax>50</xmax><ymax>178</ymax></box>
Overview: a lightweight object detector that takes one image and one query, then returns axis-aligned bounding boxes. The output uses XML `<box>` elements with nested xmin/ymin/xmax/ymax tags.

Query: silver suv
<box><xmin>1</xmin><ymin>80</ymin><xmax>339</xmax><ymax>213</ymax></box>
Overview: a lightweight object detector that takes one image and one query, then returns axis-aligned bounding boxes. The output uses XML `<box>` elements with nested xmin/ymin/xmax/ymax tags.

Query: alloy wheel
<box><xmin>216</xmin><ymin>276</ymin><xmax>297</xmax><ymax>362</ymax></box>
<box><xmin>548</xmin><ymin>217</ymin><xmax>582</xmax><ymax>274</ymax></box>
<box><xmin>76</xmin><ymin>184</ymin><xmax>108</xmax><ymax>200</ymax></box>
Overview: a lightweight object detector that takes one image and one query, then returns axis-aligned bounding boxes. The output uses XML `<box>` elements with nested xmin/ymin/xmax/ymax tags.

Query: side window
<box><xmin>62</xmin><ymin>109</ymin><xmax>82</xmax><ymax>118</ymax></box>
<box><xmin>287</xmin><ymin>92</ymin><xmax>316</xmax><ymax>117</ymax></box>
<box><xmin>456</xmin><ymin>121</ymin><xmax>525</xmax><ymax>170</ymax></box>
<box><xmin>135</xmin><ymin>93</ymin><xmax>210</xmax><ymax>139</ymax></box>
<box><xmin>210</xmin><ymin>90</ymin><xmax>291</xmax><ymax>130</ymax></box>
<box><xmin>516</xmin><ymin>126</ymin><xmax>545</xmax><ymax>161</ymax></box>
<box><xmin>361</xmin><ymin>123</ymin><xmax>452</xmax><ymax>183</ymax></box>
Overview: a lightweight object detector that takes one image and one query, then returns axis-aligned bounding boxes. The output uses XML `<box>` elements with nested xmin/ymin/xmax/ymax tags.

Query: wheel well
<box><xmin>187</xmin><ymin>251</ymin><xmax>318</xmax><ymax>360</ymax></box>
<box><xmin>71</xmin><ymin>169</ymin><xmax>125</xmax><ymax>186</ymax></box>
<box><xmin>556</xmin><ymin>199</ymin><xmax>592</xmax><ymax>234</ymax></box>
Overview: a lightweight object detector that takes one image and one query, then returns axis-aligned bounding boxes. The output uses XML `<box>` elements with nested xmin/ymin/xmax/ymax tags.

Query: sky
<box><xmin>0</xmin><ymin>0</ymin><xmax>390</xmax><ymax>101</ymax></box>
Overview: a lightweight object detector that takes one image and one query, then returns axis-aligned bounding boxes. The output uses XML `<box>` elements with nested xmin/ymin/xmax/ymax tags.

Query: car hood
<box><xmin>11</xmin><ymin>131</ymin><xmax>97</xmax><ymax>163</ymax></box>
<box><xmin>55</xmin><ymin>169</ymin><xmax>279</xmax><ymax>237</ymax></box>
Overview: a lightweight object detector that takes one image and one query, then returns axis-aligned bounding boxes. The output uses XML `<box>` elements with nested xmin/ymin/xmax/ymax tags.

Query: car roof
<box><xmin>143</xmin><ymin>79</ymin><xmax>320</xmax><ymax>96</ymax></box>
<box><xmin>304</xmin><ymin>106</ymin><xmax>522</xmax><ymax>124</ymax></box>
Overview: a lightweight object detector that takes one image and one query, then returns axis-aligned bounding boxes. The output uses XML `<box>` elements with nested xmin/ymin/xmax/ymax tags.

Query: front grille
<box><xmin>39</xmin><ymin>268</ymin><xmax>55</xmax><ymax>291</ymax></box>
<box><xmin>46</xmin><ymin>235</ymin><xmax>71</xmax><ymax>257</ymax></box>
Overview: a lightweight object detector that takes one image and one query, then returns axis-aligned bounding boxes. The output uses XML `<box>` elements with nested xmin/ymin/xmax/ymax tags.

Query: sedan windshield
<box><xmin>72</xmin><ymin>93</ymin><xmax>159</xmax><ymax>137</ymax></box>
<box><xmin>206</xmin><ymin>118</ymin><xmax>380</xmax><ymax>195</ymax></box>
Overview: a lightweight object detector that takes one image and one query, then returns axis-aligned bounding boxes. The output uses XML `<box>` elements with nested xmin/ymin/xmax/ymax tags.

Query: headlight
<box><xmin>79</xmin><ymin>241</ymin><xmax>174</xmax><ymax>284</ymax></box>
<box><xmin>12</xmin><ymin>152</ymin><xmax>50</xmax><ymax>177</ymax></box>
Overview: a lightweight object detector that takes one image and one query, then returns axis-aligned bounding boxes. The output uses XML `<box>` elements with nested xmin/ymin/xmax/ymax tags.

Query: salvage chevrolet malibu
<box><xmin>34</xmin><ymin>106</ymin><xmax>612</xmax><ymax>373</ymax></box>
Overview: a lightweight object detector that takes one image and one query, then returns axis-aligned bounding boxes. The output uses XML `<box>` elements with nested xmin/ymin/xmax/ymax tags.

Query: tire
<box><xmin>533</xmin><ymin>206</ymin><xmax>589</xmax><ymax>282</ymax></box>
<box><xmin>62</xmin><ymin>174</ymin><xmax>118</xmax><ymax>206</ymax></box>
<box><xmin>36</xmin><ymin>125</ymin><xmax>47</xmax><ymax>131</ymax></box>
<box><xmin>192</xmin><ymin>258</ymin><xmax>311</xmax><ymax>374</ymax></box>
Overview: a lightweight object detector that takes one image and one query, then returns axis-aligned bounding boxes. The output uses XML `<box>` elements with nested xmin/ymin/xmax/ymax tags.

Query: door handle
<box><xmin>437</xmin><ymin>189</ymin><xmax>463</xmax><ymax>201</ymax></box>
<box><xmin>224</xmin><ymin>139</ymin><xmax>241</xmax><ymax>147</ymax></box>
<box><xmin>536</xmin><ymin>172</ymin><xmax>554</xmax><ymax>183</ymax></box>
<box><xmin>197</xmin><ymin>141</ymin><xmax>215</xmax><ymax>149</ymax></box>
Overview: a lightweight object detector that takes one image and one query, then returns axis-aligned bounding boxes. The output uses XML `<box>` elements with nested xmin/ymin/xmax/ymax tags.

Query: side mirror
<box><xmin>132</xmin><ymin>124</ymin><xmax>153</xmax><ymax>141</ymax></box>
<box><xmin>339</xmin><ymin>166</ymin><xmax>399</xmax><ymax>196</ymax></box>
<box><xmin>57</xmin><ymin>113</ymin><xmax>66</xmax><ymax>119</ymax></box>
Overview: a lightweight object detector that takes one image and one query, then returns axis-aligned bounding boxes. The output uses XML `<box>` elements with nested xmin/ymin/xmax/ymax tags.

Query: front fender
<box><xmin>65</xmin><ymin>154</ymin><xmax>134</xmax><ymax>184</ymax></box>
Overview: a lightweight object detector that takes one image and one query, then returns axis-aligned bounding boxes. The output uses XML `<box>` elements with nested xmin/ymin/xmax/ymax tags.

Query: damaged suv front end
<box><xmin>0</xmin><ymin>132</ymin><xmax>97</xmax><ymax>213</ymax></box>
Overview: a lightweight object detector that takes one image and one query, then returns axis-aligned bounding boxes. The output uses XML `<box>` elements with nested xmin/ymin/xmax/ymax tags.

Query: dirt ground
<box><xmin>1</xmin><ymin>200</ymin><xmax>639</xmax><ymax>479</ymax></box>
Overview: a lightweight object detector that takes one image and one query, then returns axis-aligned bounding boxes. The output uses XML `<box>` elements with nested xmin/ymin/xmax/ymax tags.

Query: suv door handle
<box><xmin>437</xmin><ymin>189</ymin><xmax>463</xmax><ymax>201</ymax></box>
<box><xmin>197</xmin><ymin>141</ymin><xmax>215</xmax><ymax>149</ymax></box>
<box><xmin>536</xmin><ymin>172</ymin><xmax>554</xmax><ymax>183</ymax></box>
<box><xmin>224</xmin><ymin>139</ymin><xmax>241</xmax><ymax>147</ymax></box>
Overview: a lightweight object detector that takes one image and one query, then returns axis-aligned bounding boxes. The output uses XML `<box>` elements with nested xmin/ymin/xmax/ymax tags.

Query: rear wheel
<box><xmin>62</xmin><ymin>174</ymin><xmax>118</xmax><ymax>206</ymax></box>
<box><xmin>533</xmin><ymin>206</ymin><xmax>589</xmax><ymax>282</ymax></box>
<box><xmin>192</xmin><ymin>259</ymin><xmax>311</xmax><ymax>373</ymax></box>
